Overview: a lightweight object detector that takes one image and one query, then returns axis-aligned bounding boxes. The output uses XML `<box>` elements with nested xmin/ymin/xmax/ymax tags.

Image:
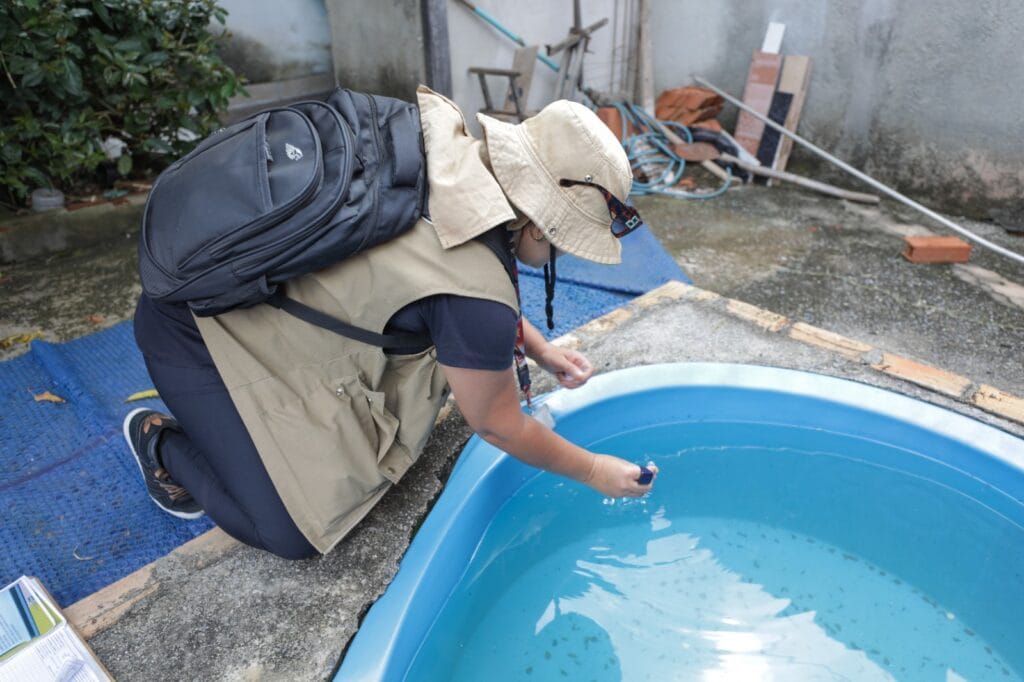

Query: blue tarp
<box><xmin>519</xmin><ymin>225</ymin><xmax>689</xmax><ymax>338</ymax></box>
<box><xmin>0</xmin><ymin>324</ymin><xmax>213</xmax><ymax>607</ymax></box>
<box><xmin>0</xmin><ymin>226</ymin><xmax>687</xmax><ymax>606</ymax></box>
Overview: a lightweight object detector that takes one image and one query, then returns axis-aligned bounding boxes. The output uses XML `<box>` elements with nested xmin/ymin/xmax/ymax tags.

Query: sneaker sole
<box><xmin>123</xmin><ymin>407</ymin><xmax>205</xmax><ymax>521</ymax></box>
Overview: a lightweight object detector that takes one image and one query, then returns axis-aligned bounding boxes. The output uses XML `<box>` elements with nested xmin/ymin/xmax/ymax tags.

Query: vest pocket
<box><xmin>332</xmin><ymin>375</ymin><xmax>399</xmax><ymax>467</ymax></box>
<box><xmin>260</xmin><ymin>373</ymin><xmax>399</xmax><ymax>532</ymax></box>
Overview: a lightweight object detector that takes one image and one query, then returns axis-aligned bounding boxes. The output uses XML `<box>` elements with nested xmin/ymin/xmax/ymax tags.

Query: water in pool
<box><xmin>405</xmin><ymin>422</ymin><xmax>1024</xmax><ymax>681</ymax></box>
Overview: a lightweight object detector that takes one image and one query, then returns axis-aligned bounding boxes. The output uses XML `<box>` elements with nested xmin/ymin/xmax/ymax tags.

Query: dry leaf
<box><xmin>1</xmin><ymin>331</ymin><xmax>44</xmax><ymax>349</ymax></box>
<box><xmin>125</xmin><ymin>389</ymin><xmax>159</xmax><ymax>402</ymax></box>
<box><xmin>33</xmin><ymin>391</ymin><xmax>66</xmax><ymax>404</ymax></box>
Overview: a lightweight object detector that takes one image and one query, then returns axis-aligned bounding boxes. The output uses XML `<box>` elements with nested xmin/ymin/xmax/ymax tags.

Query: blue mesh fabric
<box><xmin>0</xmin><ymin>323</ymin><xmax>214</xmax><ymax>607</ymax></box>
<box><xmin>519</xmin><ymin>225</ymin><xmax>690</xmax><ymax>338</ymax></box>
<box><xmin>519</xmin><ymin>225</ymin><xmax>689</xmax><ymax>297</ymax></box>
<box><xmin>0</xmin><ymin>229</ymin><xmax>687</xmax><ymax>606</ymax></box>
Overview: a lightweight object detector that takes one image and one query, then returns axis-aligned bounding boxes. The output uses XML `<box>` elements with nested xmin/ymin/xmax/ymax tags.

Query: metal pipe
<box><xmin>719</xmin><ymin>153</ymin><xmax>879</xmax><ymax>204</ymax></box>
<box><xmin>694</xmin><ymin>76</ymin><xmax>1024</xmax><ymax>267</ymax></box>
<box><xmin>456</xmin><ymin>0</ymin><xmax>561</xmax><ymax>71</ymax></box>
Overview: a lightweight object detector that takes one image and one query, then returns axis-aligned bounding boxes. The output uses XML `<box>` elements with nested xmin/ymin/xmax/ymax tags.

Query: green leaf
<box><xmin>142</xmin><ymin>137</ymin><xmax>172</xmax><ymax>153</ymax></box>
<box><xmin>5</xmin><ymin>176</ymin><xmax>28</xmax><ymax>195</ymax></box>
<box><xmin>140</xmin><ymin>50</ymin><xmax>168</xmax><ymax>66</ymax></box>
<box><xmin>1</xmin><ymin>0</ymin><xmax>244</xmax><ymax>204</ymax></box>
<box><xmin>92</xmin><ymin>1</ymin><xmax>112</xmax><ymax>27</ymax></box>
<box><xmin>21</xmin><ymin>64</ymin><xmax>43</xmax><ymax>88</ymax></box>
<box><xmin>63</xmin><ymin>58</ymin><xmax>83</xmax><ymax>96</ymax></box>
<box><xmin>116</xmin><ymin>153</ymin><xmax>132</xmax><ymax>176</ymax></box>
<box><xmin>113</xmin><ymin>38</ymin><xmax>144</xmax><ymax>53</ymax></box>
<box><xmin>122</xmin><ymin>71</ymin><xmax>147</xmax><ymax>88</ymax></box>
<box><xmin>22</xmin><ymin>166</ymin><xmax>49</xmax><ymax>187</ymax></box>
<box><xmin>1</xmin><ymin>144</ymin><xmax>22</xmax><ymax>163</ymax></box>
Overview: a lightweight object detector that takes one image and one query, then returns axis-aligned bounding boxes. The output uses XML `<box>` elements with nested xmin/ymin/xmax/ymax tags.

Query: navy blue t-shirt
<box><xmin>383</xmin><ymin>295</ymin><xmax>517</xmax><ymax>369</ymax></box>
<box><xmin>134</xmin><ymin>293</ymin><xmax>517</xmax><ymax>372</ymax></box>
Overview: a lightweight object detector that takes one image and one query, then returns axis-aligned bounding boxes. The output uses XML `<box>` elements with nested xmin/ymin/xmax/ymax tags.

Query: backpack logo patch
<box><xmin>285</xmin><ymin>143</ymin><xmax>303</xmax><ymax>161</ymax></box>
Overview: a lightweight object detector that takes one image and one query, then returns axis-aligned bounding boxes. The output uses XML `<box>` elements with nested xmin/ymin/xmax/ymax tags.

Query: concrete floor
<box><xmin>641</xmin><ymin>186</ymin><xmax>1024</xmax><ymax>396</ymax></box>
<box><xmin>3</xmin><ymin>184</ymin><xmax>1023</xmax><ymax>680</ymax></box>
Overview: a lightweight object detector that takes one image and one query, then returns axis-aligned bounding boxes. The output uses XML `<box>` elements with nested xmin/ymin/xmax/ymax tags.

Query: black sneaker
<box><xmin>122</xmin><ymin>408</ymin><xmax>204</xmax><ymax>520</ymax></box>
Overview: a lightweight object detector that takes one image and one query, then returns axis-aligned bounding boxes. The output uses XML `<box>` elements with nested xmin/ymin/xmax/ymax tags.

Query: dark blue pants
<box><xmin>142</xmin><ymin>355</ymin><xmax>317</xmax><ymax>560</ymax></box>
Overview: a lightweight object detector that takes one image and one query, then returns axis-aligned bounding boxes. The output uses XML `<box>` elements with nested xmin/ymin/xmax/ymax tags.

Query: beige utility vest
<box><xmin>194</xmin><ymin>221</ymin><xmax>518</xmax><ymax>552</ymax></box>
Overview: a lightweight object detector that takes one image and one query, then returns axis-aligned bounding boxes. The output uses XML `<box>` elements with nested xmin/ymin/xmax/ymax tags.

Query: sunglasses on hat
<box><xmin>559</xmin><ymin>178</ymin><xmax>646</xmax><ymax>238</ymax></box>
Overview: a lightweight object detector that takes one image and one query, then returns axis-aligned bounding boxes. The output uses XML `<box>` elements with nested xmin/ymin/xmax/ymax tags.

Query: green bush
<box><xmin>0</xmin><ymin>0</ymin><xmax>246</xmax><ymax>207</ymax></box>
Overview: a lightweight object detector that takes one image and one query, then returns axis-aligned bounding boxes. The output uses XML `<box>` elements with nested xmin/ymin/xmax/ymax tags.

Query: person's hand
<box><xmin>536</xmin><ymin>344</ymin><xmax>594</xmax><ymax>389</ymax></box>
<box><xmin>581</xmin><ymin>454</ymin><xmax>658</xmax><ymax>498</ymax></box>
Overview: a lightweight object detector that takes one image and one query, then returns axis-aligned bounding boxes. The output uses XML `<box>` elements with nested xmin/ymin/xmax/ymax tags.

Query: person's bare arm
<box><xmin>520</xmin><ymin>317</ymin><xmax>594</xmax><ymax>389</ymax></box>
<box><xmin>442</xmin><ymin>363</ymin><xmax>657</xmax><ymax>497</ymax></box>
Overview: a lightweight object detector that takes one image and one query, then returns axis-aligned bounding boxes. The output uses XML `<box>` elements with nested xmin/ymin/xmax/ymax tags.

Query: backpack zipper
<box><xmin>206</xmin><ymin>110</ymin><xmax>324</xmax><ymax>259</ymax></box>
<box><xmin>355</xmin><ymin>92</ymin><xmax>383</xmax><ymax>255</ymax></box>
<box><xmin>221</xmin><ymin>105</ymin><xmax>356</xmax><ymax>272</ymax></box>
<box><xmin>139</xmin><ymin>118</ymin><xmax>262</xmax><ymax>281</ymax></box>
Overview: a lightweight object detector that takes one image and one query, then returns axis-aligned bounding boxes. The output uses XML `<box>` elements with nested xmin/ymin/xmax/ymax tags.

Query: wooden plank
<box><xmin>870</xmin><ymin>352</ymin><xmax>973</xmax><ymax>398</ymax></box>
<box><xmin>637</xmin><ymin>0</ymin><xmax>654</xmax><ymax>113</ymax></box>
<box><xmin>504</xmin><ymin>45</ymin><xmax>538</xmax><ymax>116</ymax></box>
<box><xmin>67</xmin><ymin>528</ymin><xmax>239</xmax><ymax>639</ymax></box>
<box><xmin>788</xmin><ymin>322</ymin><xmax>873</xmax><ymax>360</ymax></box>
<box><xmin>773</xmin><ymin>55</ymin><xmax>813</xmax><ymax>176</ymax></box>
<box><xmin>725</xmin><ymin>299</ymin><xmax>789</xmax><ymax>332</ymax></box>
<box><xmin>733</xmin><ymin>51</ymin><xmax>783</xmax><ymax>156</ymax></box>
<box><xmin>971</xmin><ymin>385</ymin><xmax>1024</xmax><ymax>425</ymax></box>
<box><xmin>761</xmin><ymin>22</ymin><xmax>786</xmax><ymax>53</ymax></box>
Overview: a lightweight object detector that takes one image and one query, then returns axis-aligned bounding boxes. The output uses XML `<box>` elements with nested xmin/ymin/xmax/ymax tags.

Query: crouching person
<box><xmin>124</xmin><ymin>86</ymin><xmax>659</xmax><ymax>559</ymax></box>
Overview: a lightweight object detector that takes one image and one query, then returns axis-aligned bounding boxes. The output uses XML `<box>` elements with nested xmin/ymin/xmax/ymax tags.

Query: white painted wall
<box><xmin>449</xmin><ymin>0</ymin><xmax>1024</xmax><ymax>209</ymax></box>
<box><xmin>646</xmin><ymin>0</ymin><xmax>1024</xmax><ymax>210</ymax></box>
<box><xmin>221</xmin><ymin>0</ymin><xmax>1024</xmax><ymax>209</ymax></box>
<box><xmin>447</xmin><ymin>0</ymin><xmax>624</xmax><ymax>134</ymax></box>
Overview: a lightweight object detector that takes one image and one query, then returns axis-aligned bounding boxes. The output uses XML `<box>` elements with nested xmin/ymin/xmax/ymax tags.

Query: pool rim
<box><xmin>335</xmin><ymin>362</ymin><xmax>1024</xmax><ymax>681</ymax></box>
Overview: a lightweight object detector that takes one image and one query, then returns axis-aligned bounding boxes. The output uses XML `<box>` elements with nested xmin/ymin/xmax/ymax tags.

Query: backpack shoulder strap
<box><xmin>265</xmin><ymin>290</ymin><xmax>429</xmax><ymax>349</ymax></box>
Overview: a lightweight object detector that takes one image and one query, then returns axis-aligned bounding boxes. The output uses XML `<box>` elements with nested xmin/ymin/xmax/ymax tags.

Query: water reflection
<box><xmin>553</xmin><ymin>532</ymin><xmax>895</xmax><ymax>681</ymax></box>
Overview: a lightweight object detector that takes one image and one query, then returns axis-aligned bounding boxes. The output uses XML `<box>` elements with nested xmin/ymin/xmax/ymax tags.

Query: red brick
<box><xmin>595</xmin><ymin>107</ymin><xmax>637</xmax><ymax>142</ymax></box>
<box><xmin>902</xmin><ymin>236</ymin><xmax>972</xmax><ymax>263</ymax></box>
<box><xmin>655</xmin><ymin>86</ymin><xmax>723</xmax><ymax>126</ymax></box>
<box><xmin>734</xmin><ymin>51</ymin><xmax>783</xmax><ymax>155</ymax></box>
<box><xmin>671</xmin><ymin>141</ymin><xmax>720</xmax><ymax>162</ymax></box>
<box><xmin>691</xmin><ymin>119</ymin><xmax>723</xmax><ymax>133</ymax></box>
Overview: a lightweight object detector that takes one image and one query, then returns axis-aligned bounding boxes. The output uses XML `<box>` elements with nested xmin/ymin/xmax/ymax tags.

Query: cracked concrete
<box><xmin>640</xmin><ymin>186</ymin><xmax>1024</xmax><ymax>396</ymax></box>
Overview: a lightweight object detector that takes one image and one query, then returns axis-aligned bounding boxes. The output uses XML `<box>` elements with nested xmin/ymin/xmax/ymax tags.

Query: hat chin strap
<box><xmin>543</xmin><ymin>244</ymin><xmax>557</xmax><ymax>330</ymax></box>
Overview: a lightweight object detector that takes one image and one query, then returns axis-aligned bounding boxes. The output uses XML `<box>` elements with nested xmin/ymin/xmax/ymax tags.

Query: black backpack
<box><xmin>137</xmin><ymin>88</ymin><xmax>429</xmax><ymax>346</ymax></box>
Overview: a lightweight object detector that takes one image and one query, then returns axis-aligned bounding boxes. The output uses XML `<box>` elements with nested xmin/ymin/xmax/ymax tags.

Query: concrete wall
<box><xmin>240</xmin><ymin>0</ymin><xmax>1021</xmax><ymax>212</ymax></box>
<box><xmin>217</xmin><ymin>0</ymin><xmax>332</xmax><ymax>83</ymax></box>
<box><xmin>650</xmin><ymin>0</ymin><xmax>1024</xmax><ymax>213</ymax></box>
<box><xmin>325</xmin><ymin>0</ymin><xmax>427</xmax><ymax>100</ymax></box>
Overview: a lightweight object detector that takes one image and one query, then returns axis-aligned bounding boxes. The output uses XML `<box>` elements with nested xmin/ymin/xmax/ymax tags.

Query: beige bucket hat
<box><xmin>478</xmin><ymin>100</ymin><xmax>635</xmax><ymax>264</ymax></box>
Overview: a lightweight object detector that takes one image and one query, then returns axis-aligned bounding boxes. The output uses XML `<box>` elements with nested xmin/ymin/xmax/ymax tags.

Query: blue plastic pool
<box><xmin>336</xmin><ymin>363</ymin><xmax>1024</xmax><ymax>681</ymax></box>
